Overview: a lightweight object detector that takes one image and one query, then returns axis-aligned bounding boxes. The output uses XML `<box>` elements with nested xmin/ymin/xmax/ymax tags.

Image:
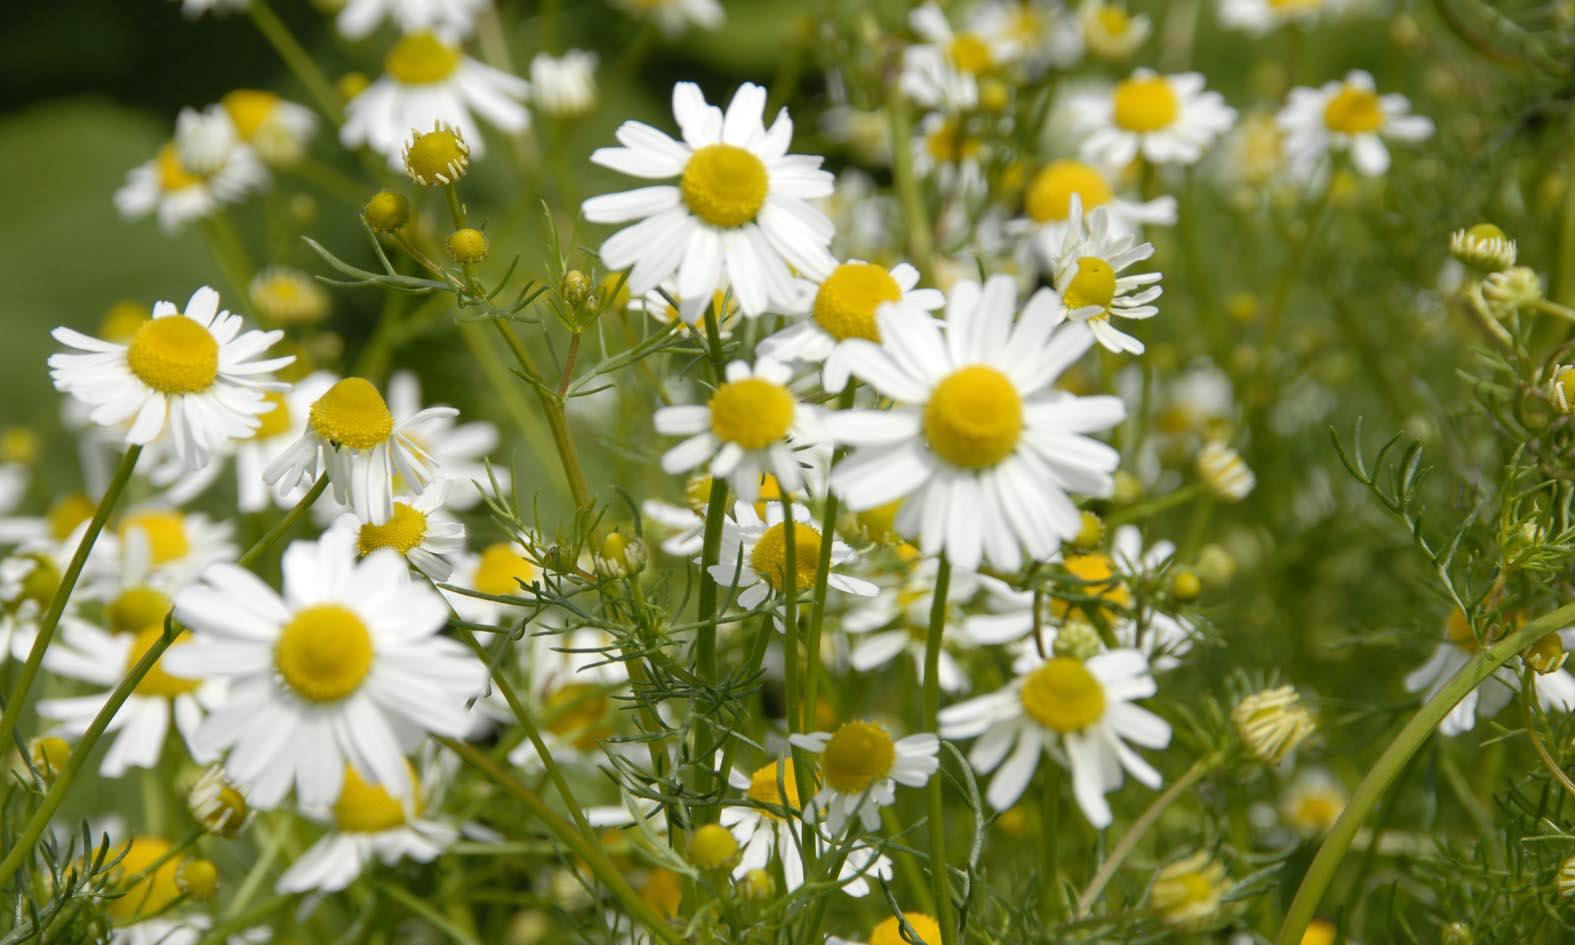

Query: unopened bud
<box><xmin>562</xmin><ymin>270</ymin><xmax>593</xmax><ymax>307</ymax></box>
<box><xmin>362</xmin><ymin>190</ymin><xmax>410</xmax><ymax>233</ymax></box>
<box><xmin>1232</xmin><ymin>686</ymin><xmax>1316</xmax><ymax>766</ymax></box>
<box><xmin>1170</xmin><ymin>569</ymin><xmax>1202</xmax><ymax>602</ymax></box>
<box><xmin>1527</xmin><ymin>633</ymin><xmax>1567</xmax><ymax>675</ymax></box>
<box><xmin>1072</xmin><ymin>511</ymin><xmax>1103</xmax><ymax>550</ymax></box>
<box><xmin>1052</xmin><ymin>618</ymin><xmax>1103</xmax><ymax>660</ymax></box>
<box><xmin>27</xmin><ymin>737</ymin><xmax>70</xmax><ymax>781</ymax></box>
<box><xmin>176</xmin><ymin>859</ymin><xmax>220</xmax><ymax>899</ymax></box>
<box><xmin>446</xmin><ymin>227</ymin><xmax>489</xmax><ymax>264</ymax></box>
<box><xmin>188</xmin><ymin>766</ymin><xmax>250</xmax><ymax>838</ymax></box>
<box><xmin>688</xmin><ymin>823</ymin><xmax>740</xmax><ymax>871</ymax></box>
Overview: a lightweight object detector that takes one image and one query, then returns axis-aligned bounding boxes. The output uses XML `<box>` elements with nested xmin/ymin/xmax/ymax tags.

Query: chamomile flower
<box><xmin>506</xmin><ymin>627</ymin><xmax>632</xmax><ymax>771</ymax></box>
<box><xmin>167</xmin><ymin>529</ymin><xmax>486</xmax><ymax>808</ymax></box>
<box><xmin>1404</xmin><ymin>610</ymin><xmax>1575</xmax><ymax>735</ymax></box>
<box><xmin>939</xmin><ymin>649</ymin><xmax>1171</xmax><ymax>825</ymax></box>
<box><xmin>276</xmin><ymin>763</ymin><xmax>457</xmax><ymax>893</ymax></box>
<box><xmin>387</xmin><ymin>370</ymin><xmax>504</xmax><ymax>510</ymax></box>
<box><xmin>912</xmin><ymin>112</ymin><xmax>989</xmax><ymax>198</ymax></box>
<box><xmin>249</xmin><ymin>267</ymin><xmax>330</xmax><ymax>325</ymax></box>
<box><xmin>442</xmin><ymin>540</ymin><xmax>541</xmax><ymax>624</ymax></box>
<box><xmin>1017</xmin><ymin>159</ymin><xmax>1175</xmax><ymax>249</ymax></box>
<box><xmin>37</xmin><ymin>619</ymin><xmax>222</xmax><ymax>777</ymax></box>
<box><xmin>341</xmin><ymin>31</ymin><xmax>531</xmax><ymax>171</ymax></box>
<box><xmin>625</xmin><ymin>280</ymin><xmax>742</xmax><ymax>337</ymax></box>
<box><xmin>49</xmin><ymin>287</ymin><xmax>292</xmax><ymax>471</ymax></box>
<box><xmin>827</xmin><ymin>275</ymin><xmax>1125</xmax><ymax>572</ymax></box>
<box><xmin>220</xmin><ymin>89</ymin><xmax>317</xmax><ymax>166</ymax></box>
<box><xmin>609</xmin><ymin>0</ymin><xmax>722</xmax><ymax>36</ymax></box>
<box><xmin>970</xmin><ymin>0</ymin><xmax>1084</xmax><ymax>76</ymax></box>
<box><xmin>758</xmin><ymin>259</ymin><xmax>945</xmax><ymax>392</ymax></box>
<box><xmin>115</xmin><ymin>112</ymin><xmax>266</xmax><ymax>231</ymax></box>
<box><xmin>1280</xmin><ymin>766</ymin><xmax>1347</xmax><ymax>835</ymax></box>
<box><xmin>789</xmin><ymin>721</ymin><xmax>939</xmax><ymax>831</ymax></box>
<box><xmin>900</xmin><ymin>3</ymin><xmax>1018</xmax><ymax>110</ymax></box>
<box><xmin>330</xmin><ymin>479</ymin><xmax>466</xmax><ymax>580</ymax></box>
<box><xmin>335</xmin><ymin>0</ymin><xmax>487</xmax><ymax>39</ymax></box>
<box><xmin>263</xmin><ymin>376</ymin><xmax>457</xmax><ymax>526</ymax></box>
<box><xmin>1077</xmin><ymin>1</ymin><xmax>1151</xmax><ymax>61</ymax></box>
<box><xmin>710</xmin><ymin>501</ymin><xmax>876</xmax><ymax>613</ymax></box>
<box><xmin>88</xmin><ymin>509</ymin><xmax>237</xmax><ymax>607</ymax></box>
<box><xmin>582</xmin><ymin>82</ymin><xmax>836</xmax><ymax>318</ymax></box>
<box><xmin>531</xmin><ymin>50</ymin><xmax>599</xmax><ymax>118</ymax></box>
<box><xmin>845</xmin><ymin>557</ymin><xmax>982</xmax><ymax>693</ymax></box>
<box><xmin>655</xmin><ymin>358</ymin><xmax>817</xmax><ymax>503</ymax></box>
<box><xmin>1278</xmin><ymin>71</ymin><xmax>1433</xmax><ymax>180</ymax></box>
<box><xmin>1040</xmin><ymin>197</ymin><xmax>1162</xmax><ymax>354</ymax></box>
<box><xmin>642</xmin><ymin>474</ymin><xmax>784</xmax><ymax>558</ymax></box>
<box><xmin>1218</xmin><ymin>0</ymin><xmax>1347</xmax><ymax>35</ymax></box>
<box><xmin>1069</xmin><ymin>69</ymin><xmax>1236</xmax><ymax>168</ymax></box>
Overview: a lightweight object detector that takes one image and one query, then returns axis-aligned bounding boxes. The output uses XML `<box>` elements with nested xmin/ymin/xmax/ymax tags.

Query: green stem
<box><xmin>922</xmin><ymin>556</ymin><xmax>956</xmax><ymax>945</ymax></box>
<box><xmin>238</xmin><ymin>474</ymin><xmax>328</xmax><ymax>568</ymax></box>
<box><xmin>1075</xmin><ymin>754</ymin><xmax>1219</xmax><ymax>917</ymax></box>
<box><xmin>1104</xmin><ymin>482</ymin><xmax>1206</xmax><ymax>528</ymax></box>
<box><xmin>247</xmin><ymin>0</ymin><xmax>343</xmax><ymax>122</ymax></box>
<box><xmin>491</xmin><ymin>319</ymin><xmax>595</xmax><ymax>514</ymax></box>
<box><xmin>378</xmin><ymin>881</ymin><xmax>483</xmax><ymax>945</ymax></box>
<box><xmin>1274</xmin><ymin>600</ymin><xmax>1575</xmax><ymax>945</ymax></box>
<box><xmin>439</xmin><ymin>737</ymin><xmax>688</xmax><ymax>945</ymax></box>
<box><xmin>887</xmin><ymin>92</ymin><xmax>933</xmax><ymax>281</ymax></box>
<box><xmin>201</xmin><ymin>213</ymin><xmax>257</xmax><ymax>304</ymax></box>
<box><xmin>0</xmin><ymin>444</ymin><xmax>141</xmax><ymax>756</ymax></box>
<box><xmin>803</xmin><ymin>387</ymin><xmax>854</xmax><ymax>722</ymax></box>
<box><xmin>780</xmin><ymin>497</ymin><xmax>816</xmax><ymax>874</ymax></box>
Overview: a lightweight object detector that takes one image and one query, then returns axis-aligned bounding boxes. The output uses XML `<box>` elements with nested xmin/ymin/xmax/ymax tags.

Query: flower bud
<box><xmin>362</xmin><ymin>190</ymin><xmax>410</xmax><ymax>233</ymax></box>
<box><xmin>446</xmin><ymin>227</ymin><xmax>489</xmax><ymax>264</ymax></box>
<box><xmin>1550</xmin><ymin>365</ymin><xmax>1575</xmax><ymax>415</ymax></box>
<box><xmin>1441</xmin><ymin>921</ymin><xmax>1472</xmax><ymax>945</ymax></box>
<box><xmin>594</xmin><ymin>533</ymin><xmax>647</xmax><ymax>578</ymax></box>
<box><xmin>1526</xmin><ymin>633</ymin><xmax>1567</xmax><ymax>675</ymax></box>
<box><xmin>1072</xmin><ymin>510</ymin><xmax>1104</xmax><ymax>550</ymax></box>
<box><xmin>188</xmin><ymin>766</ymin><xmax>250</xmax><ymax>838</ymax></box>
<box><xmin>1198</xmin><ymin>441</ymin><xmax>1255</xmax><ymax>502</ymax></box>
<box><xmin>403</xmin><ymin>123</ymin><xmax>470</xmax><ymax>186</ymax></box>
<box><xmin>1449</xmin><ymin>223</ymin><xmax>1516</xmax><ymax>271</ymax></box>
<box><xmin>1197</xmin><ymin>544</ymin><xmax>1236</xmax><ymax>586</ymax></box>
<box><xmin>1169</xmin><ymin>569</ymin><xmax>1202</xmax><ymax>602</ymax></box>
<box><xmin>688</xmin><ymin>823</ymin><xmax>740</xmax><ymax>871</ymax></box>
<box><xmin>1112</xmin><ymin>470</ymin><xmax>1142</xmax><ymax>505</ymax></box>
<box><xmin>27</xmin><ymin>736</ymin><xmax>70</xmax><ymax>781</ymax></box>
<box><xmin>1482</xmin><ymin>266</ymin><xmax>1543</xmax><ymax>313</ymax></box>
<box><xmin>1232</xmin><ymin>686</ymin><xmax>1316</xmax><ymax>766</ymax></box>
<box><xmin>1560</xmin><ymin>855</ymin><xmax>1575</xmax><ymax>898</ymax></box>
<box><xmin>1052</xmin><ymin>618</ymin><xmax>1103</xmax><ymax>660</ymax></box>
<box><xmin>176</xmin><ymin>859</ymin><xmax>220</xmax><ymax>899</ymax></box>
<box><xmin>1150</xmin><ymin>851</ymin><xmax>1228</xmax><ymax>928</ymax></box>
<box><xmin>739</xmin><ymin>867</ymin><xmax>774</xmax><ymax>900</ymax></box>
<box><xmin>562</xmin><ymin>270</ymin><xmax>594</xmax><ymax>307</ymax></box>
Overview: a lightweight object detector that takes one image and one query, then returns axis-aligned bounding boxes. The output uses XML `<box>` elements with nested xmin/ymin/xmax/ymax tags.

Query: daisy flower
<box><xmin>1069</xmin><ymin>69</ymin><xmax>1236</xmax><ymax>167</ymax></box>
<box><xmin>626</xmin><ymin>280</ymin><xmax>742</xmax><ymax>339</ymax></box>
<box><xmin>900</xmin><ymin>4</ymin><xmax>1017</xmax><ymax>110</ymax></box>
<box><xmin>37</xmin><ymin>618</ymin><xmax>223</xmax><ymax>776</ymax></box>
<box><xmin>1038</xmin><ymin>197</ymin><xmax>1162</xmax><ymax>354</ymax></box>
<box><xmin>329</xmin><ymin>479</ymin><xmax>466</xmax><ymax>580</ymax></box>
<box><xmin>49</xmin><ymin>287</ymin><xmax>292</xmax><ymax>471</ymax></box>
<box><xmin>1279</xmin><ymin>766</ymin><xmax>1347</xmax><ymax>836</ymax></box>
<box><xmin>970</xmin><ymin>0</ymin><xmax>1084</xmax><ymax>76</ymax></box>
<box><xmin>531</xmin><ymin>50</ymin><xmax>599</xmax><ymax>118</ymax></box>
<box><xmin>219</xmin><ymin>89</ymin><xmax>318</xmax><ymax>166</ymax></box>
<box><xmin>938</xmin><ymin>649</ymin><xmax>1170</xmax><ymax>825</ymax></box>
<box><xmin>167</xmin><ymin>529</ymin><xmax>486</xmax><ymax>808</ymax></box>
<box><xmin>1077</xmin><ymin>1</ymin><xmax>1150</xmax><ymax>60</ymax></box>
<box><xmin>655</xmin><ymin>358</ymin><xmax>817</xmax><ymax>504</ymax></box>
<box><xmin>608</xmin><ymin>0</ymin><xmax>722</xmax><ymax>35</ymax></box>
<box><xmin>709</xmin><ymin>501</ymin><xmax>876</xmax><ymax>614</ymax></box>
<box><xmin>387</xmin><ymin>370</ymin><xmax>505</xmax><ymax>510</ymax></box>
<box><xmin>582</xmin><ymin>82</ymin><xmax>836</xmax><ymax>318</ymax></box>
<box><xmin>827</xmin><ymin>275</ymin><xmax>1125</xmax><ymax>572</ymax></box>
<box><xmin>115</xmin><ymin>110</ymin><xmax>267</xmax><ymax>232</ymax></box>
<box><xmin>641</xmin><ymin>473</ymin><xmax>785</xmax><ymax>558</ymax></box>
<box><xmin>249</xmin><ymin>267</ymin><xmax>331</xmax><ymax>325</ymax></box>
<box><xmin>86</xmin><ymin>509</ymin><xmax>237</xmax><ymax>614</ymax></box>
<box><xmin>844</xmin><ymin>557</ymin><xmax>983</xmax><ymax>693</ymax></box>
<box><xmin>341</xmin><ymin>31</ymin><xmax>531</xmax><ymax>171</ymax></box>
<box><xmin>276</xmin><ymin>762</ymin><xmax>457</xmax><ymax>893</ymax></box>
<box><xmin>1218</xmin><ymin>0</ymin><xmax>1347</xmax><ymax>34</ymax></box>
<box><xmin>758</xmin><ymin>260</ymin><xmax>945</xmax><ymax>393</ymax></box>
<box><xmin>1403</xmin><ymin>610</ymin><xmax>1575</xmax><ymax>735</ymax></box>
<box><xmin>1017</xmin><ymin>158</ymin><xmax>1176</xmax><ymax>247</ymax></box>
<box><xmin>506</xmin><ymin>626</ymin><xmax>633</xmax><ymax>771</ymax></box>
<box><xmin>335</xmin><ymin>0</ymin><xmax>487</xmax><ymax>38</ymax></box>
<box><xmin>1277</xmin><ymin>70</ymin><xmax>1433</xmax><ymax>179</ymax></box>
<box><xmin>912</xmin><ymin>112</ymin><xmax>988</xmax><ymax>198</ymax></box>
<box><xmin>789</xmin><ymin>721</ymin><xmax>939</xmax><ymax>831</ymax></box>
<box><xmin>442</xmin><ymin>540</ymin><xmax>542</xmax><ymax>624</ymax></box>
<box><xmin>263</xmin><ymin>376</ymin><xmax>457</xmax><ymax>526</ymax></box>
<box><xmin>722</xmin><ymin>759</ymin><xmax>893</xmax><ymax>895</ymax></box>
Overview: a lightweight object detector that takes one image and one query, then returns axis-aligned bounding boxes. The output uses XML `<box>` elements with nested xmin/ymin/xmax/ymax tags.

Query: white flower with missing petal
<box><xmin>583</xmin><ymin>82</ymin><xmax>836</xmax><ymax>321</ymax></box>
<box><xmin>1041</xmin><ymin>196</ymin><xmax>1163</xmax><ymax>354</ymax></box>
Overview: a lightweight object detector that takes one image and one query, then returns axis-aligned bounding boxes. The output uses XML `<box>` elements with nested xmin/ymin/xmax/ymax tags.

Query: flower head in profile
<box><xmin>1150</xmin><ymin>850</ymin><xmax>1229</xmax><ymax>928</ymax></box>
<box><xmin>828</xmin><ymin>275</ymin><xmax>1125</xmax><ymax>571</ymax></box>
<box><xmin>168</xmin><ymin>529</ymin><xmax>486</xmax><ymax>808</ymax></box>
<box><xmin>939</xmin><ymin>649</ymin><xmax>1170</xmax><ymax>825</ymax></box>
<box><xmin>49</xmin><ymin>286</ymin><xmax>293</xmax><ymax>470</ymax></box>
<box><xmin>1404</xmin><ymin>609</ymin><xmax>1575</xmax><ymax>735</ymax></box>
<box><xmin>1041</xmin><ymin>197</ymin><xmax>1163</xmax><ymax>354</ymax></box>
<box><xmin>1069</xmin><ymin>69</ymin><xmax>1236</xmax><ymax>167</ymax></box>
<box><xmin>1278</xmin><ymin>70</ymin><xmax>1433</xmax><ymax>179</ymax></box>
<box><xmin>583</xmin><ymin>82</ymin><xmax>836</xmax><ymax>320</ymax></box>
<box><xmin>1077</xmin><ymin>1</ymin><xmax>1150</xmax><ymax>60</ymax></box>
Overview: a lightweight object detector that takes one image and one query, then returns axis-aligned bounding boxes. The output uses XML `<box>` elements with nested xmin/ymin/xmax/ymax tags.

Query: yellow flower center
<box><xmin>120</xmin><ymin>512</ymin><xmax>190</xmax><ymax>566</ymax></box>
<box><xmin>870</xmin><ymin>913</ymin><xmax>943</xmax><ymax>945</ymax></box>
<box><xmin>923</xmin><ymin>365</ymin><xmax>1023</xmax><ymax>469</ymax></box>
<box><xmin>680</xmin><ymin>144</ymin><xmax>769</xmax><ymax>229</ymax></box>
<box><xmin>819</xmin><ymin>720</ymin><xmax>896</xmax><ymax>794</ymax></box>
<box><xmin>472</xmin><ymin>542</ymin><xmax>536</xmax><ymax>596</ymax></box>
<box><xmin>1290</xmin><ymin>794</ymin><xmax>1342</xmax><ymax>831</ymax></box>
<box><xmin>925</xmin><ymin>118</ymin><xmax>983</xmax><ymax>163</ymax></box>
<box><xmin>750</xmin><ymin>522</ymin><xmax>822</xmax><ymax>592</ymax></box>
<box><xmin>125</xmin><ymin>626</ymin><xmax>200</xmax><ymax>698</ymax></box>
<box><xmin>155</xmin><ymin>143</ymin><xmax>202</xmax><ymax>192</ymax></box>
<box><xmin>1112</xmin><ymin>75</ymin><xmax>1180</xmax><ymax>133</ymax></box>
<box><xmin>1322</xmin><ymin>84</ymin><xmax>1383</xmax><ymax>135</ymax></box>
<box><xmin>1094</xmin><ymin>6</ymin><xmax>1131</xmax><ymax>35</ymax></box>
<box><xmin>221</xmin><ymin>89</ymin><xmax>280</xmax><ymax>141</ymax></box>
<box><xmin>384</xmin><ymin>31</ymin><xmax>463</xmax><ymax>85</ymax></box>
<box><xmin>1051</xmin><ymin>553</ymin><xmax>1133</xmax><ymax>623</ymax></box>
<box><xmin>100</xmin><ymin>300</ymin><xmax>151</xmax><ymax>342</ymax></box>
<box><xmin>126</xmin><ymin>317</ymin><xmax>219</xmax><ymax>395</ymax></box>
<box><xmin>543</xmin><ymin>682</ymin><xmax>611</xmax><ymax>750</ymax></box>
<box><xmin>1269</xmin><ymin>0</ymin><xmax>1322</xmax><ymax>11</ymax></box>
<box><xmin>746</xmin><ymin>759</ymin><xmax>803</xmax><ymax>816</ymax></box>
<box><xmin>1445</xmin><ymin>607</ymin><xmax>1478</xmax><ymax>653</ymax></box>
<box><xmin>357</xmin><ymin>502</ymin><xmax>428</xmax><ymax>557</ymax></box>
<box><xmin>1006</xmin><ymin>7</ymin><xmax>1045</xmax><ymax>42</ymax></box>
<box><xmin>333</xmin><ymin>763</ymin><xmax>418</xmax><ymax>833</ymax></box>
<box><xmin>1026</xmin><ymin>160</ymin><xmax>1113</xmax><ymax>223</ymax></box>
<box><xmin>105</xmin><ymin>836</ymin><xmax>185</xmax><ymax>922</ymax></box>
<box><xmin>1020</xmin><ymin>657</ymin><xmax>1107</xmax><ymax>733</ymax></box>
<box><xmin>108</xmin><ymin>585</ymin><xmax>173</xmax><ymax>635</ymax></box>
<box><xmin>241</xmin><ymin>390</ymin><xmax>290</xmax><ymax>441</ymax></box>
<box><xmin>708</xmin><ymin>377</ymin><xmax>795</xmax><ymax>450</ymax></box>
<box><xmin>47</xmin><ymin>494</ymin><xmax>96</xmax><ymax>542</ymax></box>
<box><xmin>947</xmin><ymin>33</ymin><xmax>993</xmax><ymax>74</ymax></box>
<box><xmin>309</xmin><ymin>378</ymin><xmax>394</xmax><ymax>450</ymax></box>
<box><xmin>404</xmin><ymin>127</ymin><xmax>470</xmax><ymax>185</ymax></box>
<box><xmin>1061</xmin><ymin>257</ymin><xmax>1118</xmax><ymax>314</ymax></box>
<box><xmin>641</xmin><ymin>868</ymin><xmax>684</xmax><ymax>919</ymax></box>
<box><xmin>813</xmin><ymin>262</ymin><xmax>902</xmax><ymax>342</ymax></box>
<box><xmin>14</xmin><ymin>554</ymin><xmax>60</xmax><ymax>610</ymax></box>
<box><xmin>274</xmin><ymin>604</ymin><xmax>375</xmax><ymax>703</ymax></box>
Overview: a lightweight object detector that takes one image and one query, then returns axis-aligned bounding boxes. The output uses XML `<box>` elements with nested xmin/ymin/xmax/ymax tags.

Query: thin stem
<box><xmin>0</xmin><ymin>444</ymin><xmax>141</xmax><ymax>756</ymax></box>
<box><xmin>378</xmin><ymin>881</ymin><xmax>483</xmax><ymax>945</ymax></box>
<box><xmin>781</xmin><ymin>497</ymin><xmax>816</xmax><ymax>874</ymax></box>
<box><xmin>247</xmin><ymin>0</ymin><xmax>343</xmax><ymax>121</ymax></box>
<box><xmin>439</xmin><ymin>737</ymin><xmax>689</xmax><ymax>945</ymax></box>
<box><xmin>887</xmin><ymin>92</ymin><xmax>933</xmax><ymax>281</ymax></box>
<box><xmin>238</xmin><ymin>475</ymin><xmax>328</xmax><ymax>568</ymax></box>
<box><xmin>803</xmin><ymin>386</ymin><xmax>855</xmax><ymax>721</ymax></box>
<box><xmin>491</xmin><ymin>319</ymin><xmax>595</xmax><ymax>513</ymax></box>
<box><xmin>1522</xmin><ymin>667</ymin><xmax>1575</xmax><ymax>797</ymax></box>
<box><xmin>201</xmin><ymin>213</ymin><xmax>257</xmax><ymax>303</ymax></box>
<box><xmin>1274</xmin><ymin>600</ymin><xmax>1575</xmax><ymax>945</ymax></box>
<box><xmin>1075</xmin><ymin>754</ymin><xmax>1219</xmax><ymax>917</ymax></box>
<box><xmin>923</xmin><ymin>556</ymin><xmax>956</xmax><ymax>945</ymax></box>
